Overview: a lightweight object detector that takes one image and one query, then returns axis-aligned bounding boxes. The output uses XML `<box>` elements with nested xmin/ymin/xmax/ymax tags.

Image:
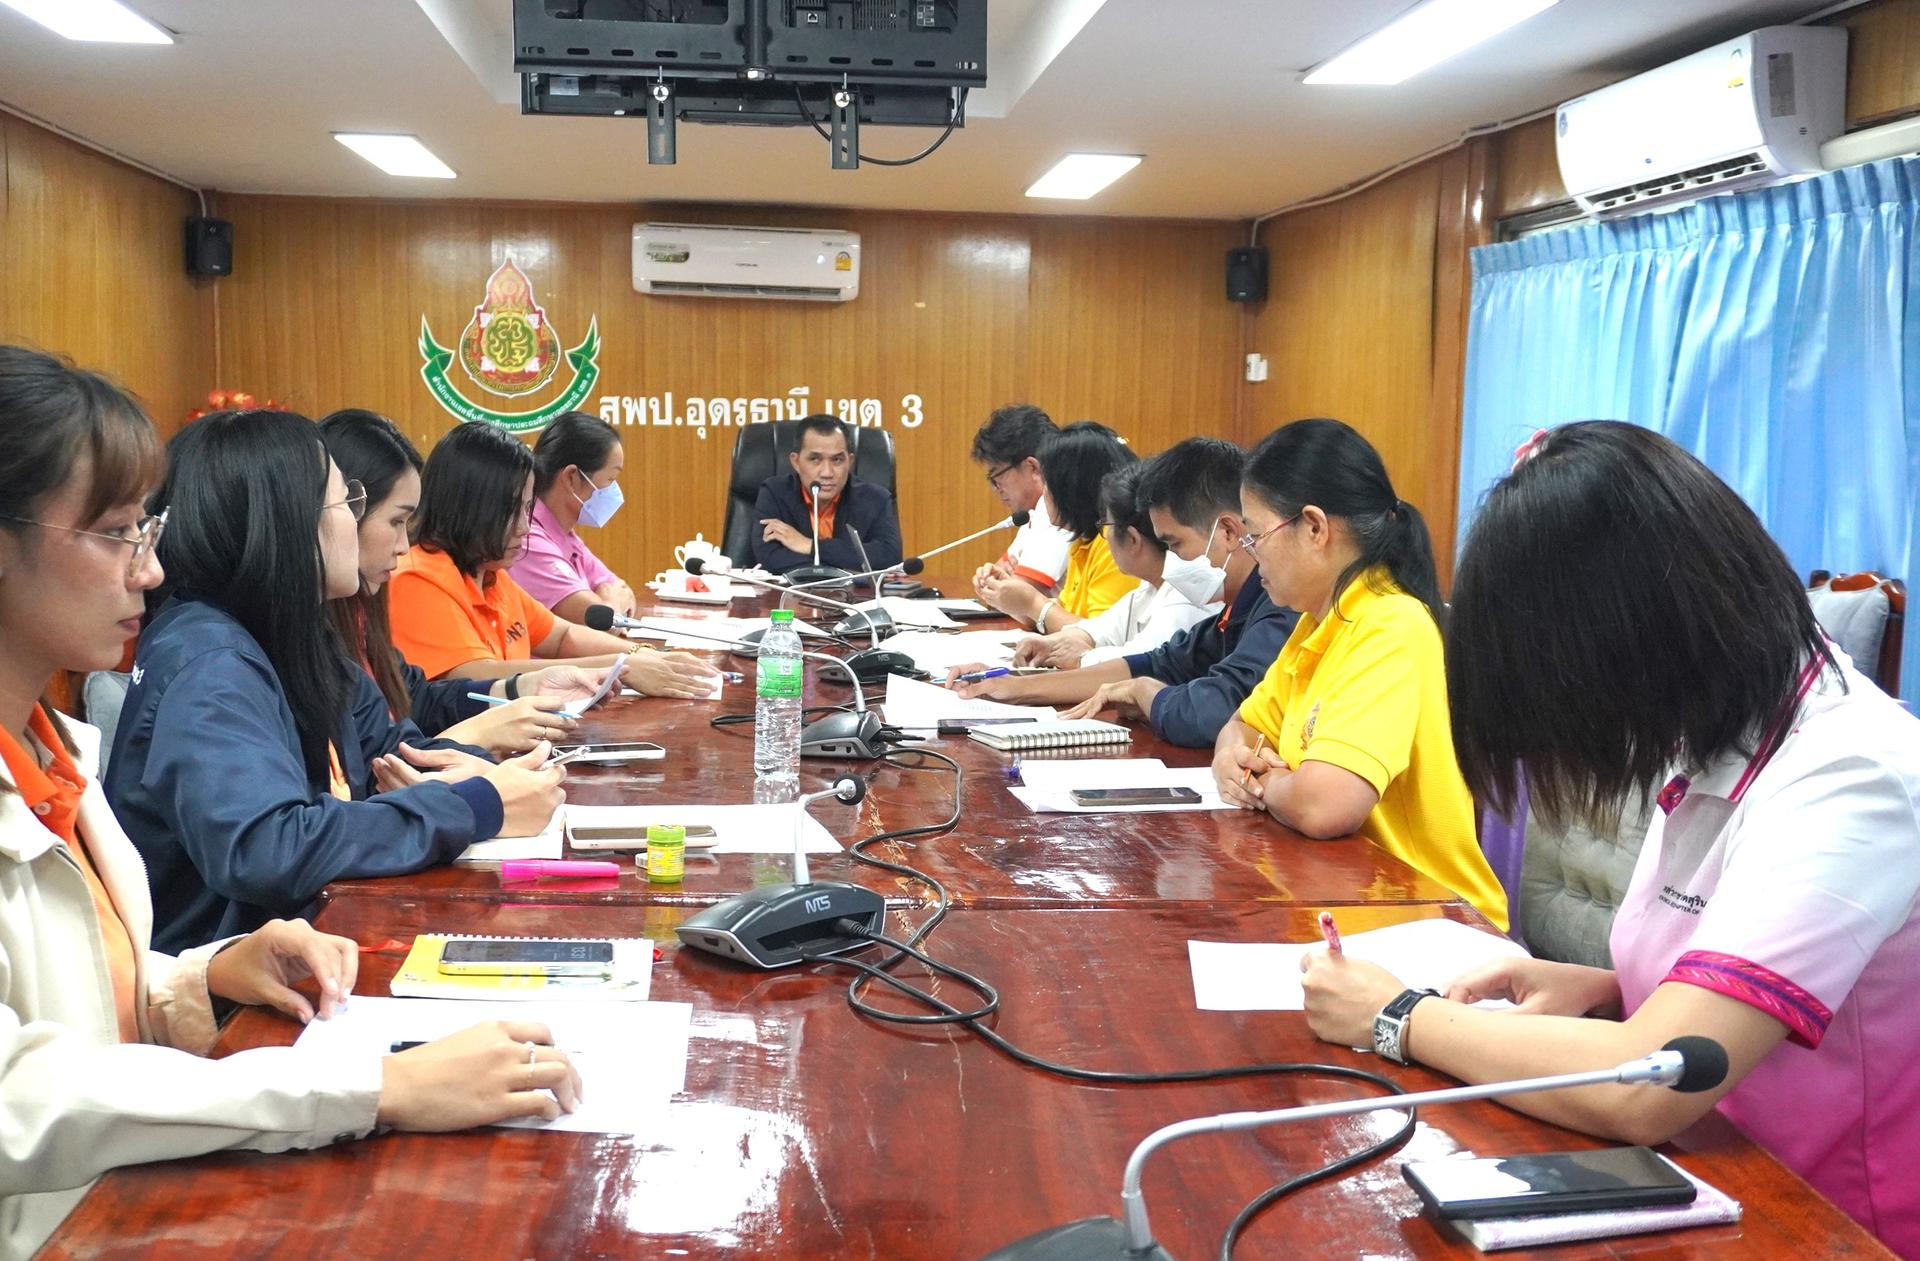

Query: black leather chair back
<box><xmin>722</xmin><ymin>421</ymin><xmax>897</xmax><ymax>565</ymax></box>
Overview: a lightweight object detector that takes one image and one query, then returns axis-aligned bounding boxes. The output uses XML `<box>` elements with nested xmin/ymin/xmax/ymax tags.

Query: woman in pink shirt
<box><xmin>1300</xmin><ymin>422</ymin><xmax>1919</xmax><ymax>1258</ymax></box>
<box><xmin>508</xmin><ymin>411</ymin><xmax>636</xmax><ymax>622</ymax></box>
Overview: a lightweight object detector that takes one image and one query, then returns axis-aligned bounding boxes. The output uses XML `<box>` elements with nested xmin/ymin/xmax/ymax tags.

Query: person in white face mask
<box><xmin>948</xmin><ymin>438</ymin><xmax>1300</xmax><ymax>748</ymax></box>
<box><xmin>511</xmin><ymin>411</ymin><xmax>638</xmax><ymax>622</ymax></box>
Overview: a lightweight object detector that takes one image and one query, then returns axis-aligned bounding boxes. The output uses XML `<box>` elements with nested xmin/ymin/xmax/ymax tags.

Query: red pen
<box><xmin>1318</xmin><ymin>910</ymin><xmax>1342</xmax><ymax>955</ymax></box>
<box><xmin>501</xmin><ymin>859</ymin><xmax>621</xmax><ymax>881</ymax></box>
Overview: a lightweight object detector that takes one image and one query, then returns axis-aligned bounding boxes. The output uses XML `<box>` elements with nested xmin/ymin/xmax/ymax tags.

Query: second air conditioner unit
<box><xmin>1556</xmin><ymin>26</ymin><xmax>1847</xmax><ymax>219</ymax></box>
<box><xmin>631</xmin><ymin>223</ymin><xmax>861</xmax><ymax>301</ymax></box>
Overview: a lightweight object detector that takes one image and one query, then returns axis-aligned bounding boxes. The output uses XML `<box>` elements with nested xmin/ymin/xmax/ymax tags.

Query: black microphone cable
<box><xmin>797</xmin><ymin>747</ymin><xmax>1419</xmax><ymax>1258</ymax></box>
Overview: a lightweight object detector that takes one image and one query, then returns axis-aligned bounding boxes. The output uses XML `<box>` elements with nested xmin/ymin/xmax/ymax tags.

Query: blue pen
<box><xmin>957</xmin><ymin>666</ymin><xmax>1012</xmax><ymax>683</ymax></box>
<box><xmin>466</xmin><ymin>691</ymin><xmax>512</xmax><ymax>707</ymax></box>
<box><xmin>721</xmin><ymin>671</ymin><xmax>745</xmax><ymax>684</ymax></box>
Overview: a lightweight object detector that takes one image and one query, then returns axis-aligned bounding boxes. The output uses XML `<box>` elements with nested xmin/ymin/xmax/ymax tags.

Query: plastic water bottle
<box><xmin>753</xmin><ymin>608</ymin><xmax>804</xmax><ymax>802</ymax></box>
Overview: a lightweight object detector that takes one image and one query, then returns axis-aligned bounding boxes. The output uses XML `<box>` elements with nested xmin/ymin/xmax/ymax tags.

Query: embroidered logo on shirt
<box><xmin>130</xmin><ymin>664</ymin><xmax>145</xmax><ymax>685</ymax></box>
<box><xmin>1658</xmin><ymin>885</ymin><xmax>1708</xmax><ymax>915</ymax></box>
<box><xmin>1300</xmin><ymin>702</ymin><xmax>1320</xmax><ymax>748</ymax></box>
<box><xmin>1657</xmin><ymin>774</ymin><xmax>1690</xmax><ymax>814</ymax></box>
<box><xmin>504</xmin><ymin>620</ymin><xmax>529</xmax><ymax>644</ymax></box>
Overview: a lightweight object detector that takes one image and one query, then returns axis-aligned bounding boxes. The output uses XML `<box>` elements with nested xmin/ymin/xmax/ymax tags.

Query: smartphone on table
<box><xmin>1401</xmin><ymin>1147</ymin><xmax>1697</xmax><ymax>1219</ymax></box>
<box><xmin>436</xmin><ymin>938</ymin><xmax>615</xmax><ymax>977</ymax></box>
<box><xmin>1067</xmin><ymin>787</ymin><xmax>1203</xmax><ymax>807</ymax></box>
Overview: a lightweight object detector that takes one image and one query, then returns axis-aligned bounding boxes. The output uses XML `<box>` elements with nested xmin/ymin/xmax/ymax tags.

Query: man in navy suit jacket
<box><xmin>752</xmin><ymin>414</ymin><xmax>902</xmax><ymax>575</ymax></box>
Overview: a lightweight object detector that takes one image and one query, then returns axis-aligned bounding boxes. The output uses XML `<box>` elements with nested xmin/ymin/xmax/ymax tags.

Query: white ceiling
<box><xmin>0</xmin><ymin>0</ymin><xmax>1836</xmax><ymax>219</ymax></box>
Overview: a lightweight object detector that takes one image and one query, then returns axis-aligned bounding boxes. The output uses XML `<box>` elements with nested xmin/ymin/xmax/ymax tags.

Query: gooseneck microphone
<box><xmin>583</xmin><ymin>605</ymin><xmax>891</xmax><ymax>759</ymax></box>
<box><xmin>675</xmin><ymin>772</ymin><xmax>886</xmax><ymax>969</ymax></box>
<box><xmin>809</xmin><ymin>481</ymin><xmax>823</xmax><ymax>567</ymax></box>
<box><xmin>686</xmin><ymin>558</ymin><xmax>910</xmax><ymax>679</ymax></box>
<box><xmin>787</xmin><ymin>555</ymin><xmax>925</xmax><ymax>594</ymax></box>
<box><xmin>908</xmin><ymin>508</ymin><xmax>1031</xmax><ymax>567</ymax></box>
<box><xmin>783</xmin><ymin>479</ymin><xmax>855</xmax><ymax>589</ymax></box>
<box><xmin>979</xmin><ymin>1037</ymin><xmax>1732</xmax><ymax>1261</ymax></box>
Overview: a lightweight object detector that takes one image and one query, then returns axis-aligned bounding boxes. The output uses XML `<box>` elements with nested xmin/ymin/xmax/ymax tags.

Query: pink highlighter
<box><xmin>501</xmin><ymin>859</ymin><xmax>621</xmax><ymax>881</ymax></box>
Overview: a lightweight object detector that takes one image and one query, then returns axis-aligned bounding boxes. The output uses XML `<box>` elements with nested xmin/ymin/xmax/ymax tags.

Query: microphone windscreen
<box><xmin>833</xmin><ymin>775</ymin><xmax>868</xmax><ymax>804</ymax></box>
<box><xmin>1662</xmin><ymin>1036</ymin><xmax>1730</xmax><ymax>1093</ymax></box>
<box><xmin>810</xmin><ymin>481</ymin><xmax>822</xmax><ymax>499</ymax></box>
<box><xmin>583</xmin><ymin>604</ymin><xmax>616</xmax><ymax>632</ymax></box>
<box><xmin>685</xmin><ymin>557</ymin><xmax>707</xmax><ymax>575</ymax></box>
<box><xmin>901</xmin><ymin>556</ymin><xmax>926</xmax><ymax>576</ymax></box>
<box><xmin>1010</xmin><ymin>509</ymin><xmax>1030</xmax><ymax>527</ymax></box>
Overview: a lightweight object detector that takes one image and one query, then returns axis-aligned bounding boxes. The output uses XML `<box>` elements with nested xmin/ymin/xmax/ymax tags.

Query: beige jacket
<box><xmin>0</xmin><ymin>716</ymin><xmax>380</xmax><ymax>1260</ymax></box>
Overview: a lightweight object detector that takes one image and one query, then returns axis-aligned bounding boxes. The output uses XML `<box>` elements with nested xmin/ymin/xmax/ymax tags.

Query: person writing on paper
<box><xmin>1211</xmin><ymin>419</ymin><xmax>1505</xmax><ymax>928</ymax></box>
<box><xmin>968</xmin><ymin>403</ymin><xmax>1070</xmax><ymax>603</ymax></box>
<box><xmin>107</xmin><ymin>409</ymin><xmax>566</xmax><ymax>953</ymax></box>
<box><xmin>751</xmin><ymin>414</ymin><xmax>902</xmax><ymax>576</ymax></box>
<box><xmin>950</xmin><ymin>439</ymin><xmax>1298</xmax><ymax>748</ymax></box>
<box><xmin>974</xmin><ymin>421</ymin><xmax>1137</xmax><ymax>629</ymax></box>
<box><xmin>510</xmin><ymin>410</ymin><xmax>638</xmax><ymax>621</ymax></box>
<box><xmin>318</xmin><ymin>410</ymin><xmax>606</xmax><ymax>755</ymax></box>
<box><xmin>386</xmin><ymin>421</ymin><xmax>717</xmax><ymax>697</ymax></box>
<box><xmin>0</xmin><ymin>348</ymin><xmax>580</xmax><ymax>1258</ymax></box>
<box><xmin>1010</xmin><ymin>461</ymin><xmax>1219</xmax><ymax>670</ymax></box>
<box><xmin>1298</xmin><ymin>423</ymin><xmax>1920</xmax><ymax>1258</ymax></box>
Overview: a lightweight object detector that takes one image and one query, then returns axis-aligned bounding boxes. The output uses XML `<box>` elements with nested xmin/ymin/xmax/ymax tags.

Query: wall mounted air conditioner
<box><xmin>1556</xmin><ymin>26</ymin><xmax>1847</xmax><ymax>219</ymax></box>
<box><xmin>631</xmin><ymin>224</ymin><xmax>861</xmax><ymax>301</ymax></box>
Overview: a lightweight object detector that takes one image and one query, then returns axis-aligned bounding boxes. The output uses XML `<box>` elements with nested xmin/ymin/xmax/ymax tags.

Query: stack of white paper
<box><xmin>1010</xmin><ymin>758</ymin><xmax>1230</xmax><ymax>814</ymax></box>
<box><xmin>456</xmin><ymin>808</ymin><xmax>564</xmax><ymax>863</ymax></box>
<box><xmin>881</xmin><ymin>673</ymin><xmax>1057</xmax><ymax>730</ymax></box>
<box><xmin>565</xmin><ymin>802</ymin><xmax>842</xmax><ymax>854</ymax></box>
<box><xmin>1186</xmin><ymin>919</ymin><xmax>1530</xmax><ymax>1011</ymax></box>
<box><xmin>851</xmin><ymin>596</ymin><xmax>959</xmax><ymax>629</ymax></box>
<box><xmin>293</xmin><ymin>996</ymin><xmax>693</xmax><ymax>1135</ymax></box>
<box><xmin>884</xmin><ymin>629</ymin><xmax>1025</xmax><ymax>674</ymax></box>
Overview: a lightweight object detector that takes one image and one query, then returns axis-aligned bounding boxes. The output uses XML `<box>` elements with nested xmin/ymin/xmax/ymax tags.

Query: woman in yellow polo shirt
<box><xmin>975</xmin><ymin>420</ymin><xmax>1138</xmax><ymax>632</ymax></box>
<box><xmin>388</xmin><ymin>422</ymin><xmax>719</xmax><ymax>698</ymax></box>
<box><xmin>1210</xmin><ymin>418</ymin><xmax>1507</xmax><ymax>930</ymax></box>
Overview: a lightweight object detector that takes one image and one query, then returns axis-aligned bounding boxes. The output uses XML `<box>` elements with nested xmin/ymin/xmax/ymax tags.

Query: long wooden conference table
<box><xmin>38</xmin><ymin>581</ymin><xmax>1890</xmax><ymax>1260</ymax></box>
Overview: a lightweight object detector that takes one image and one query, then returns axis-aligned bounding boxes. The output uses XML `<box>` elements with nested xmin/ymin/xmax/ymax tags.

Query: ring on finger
<box><xmin>526</xmin><ymin>1040</ymin><xmax>538</xmax><ymax>1066</ymax></box>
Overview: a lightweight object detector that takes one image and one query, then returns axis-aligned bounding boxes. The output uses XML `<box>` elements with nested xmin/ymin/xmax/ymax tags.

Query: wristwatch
<box><xmin>1372</xmin><ymin>988</ymin><xmax>1439</xmax><ymax>1065</ymax></box>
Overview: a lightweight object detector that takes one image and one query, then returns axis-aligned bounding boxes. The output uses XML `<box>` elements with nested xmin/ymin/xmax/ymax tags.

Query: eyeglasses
<box><xmin>984</xmin><ymin>464</ymin><xmax>1016</xmax><ymax>488</ymax></box>
<box><xmin>325</xmin><ymin>479</ymin><xmax>367</xmax><ymax>522</ymax></box>
<box><xmin>1234</xmin><ymin>513</ymin><xmax>1299</xmax><ymax>556</ymax></box>
<box><xmin>0</xmin><ymin>507</ymin><xmax>169</xmax><ymax>582</ymax></box>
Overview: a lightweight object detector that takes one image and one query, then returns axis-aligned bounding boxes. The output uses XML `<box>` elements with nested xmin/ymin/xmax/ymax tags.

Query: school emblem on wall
<box><xmin>417</xmin><ymin>255</ymin><xmax>601</xmax><ymax>433</ymax></box>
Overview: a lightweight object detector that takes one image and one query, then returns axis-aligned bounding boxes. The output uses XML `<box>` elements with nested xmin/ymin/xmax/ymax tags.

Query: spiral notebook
<box><xmin>967</xmin><ymin>719</ymin><xmax>1132</xmax><ymax>752</ymax></box>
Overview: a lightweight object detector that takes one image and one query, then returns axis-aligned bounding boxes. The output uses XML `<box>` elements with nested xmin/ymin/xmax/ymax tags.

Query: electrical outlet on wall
<box><xmin>1245</xmin><ymin>353</ymin><xmax>1269</xmax><ymax>383</ymax></box>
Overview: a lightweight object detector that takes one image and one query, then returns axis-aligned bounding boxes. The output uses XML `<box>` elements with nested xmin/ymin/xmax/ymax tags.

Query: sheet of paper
<box><xmin>1010</xmin><ymin>764</ymin><xmax>1230</xmax><ymax>814</ymax></box>
<box><xmin>292</xmin><ymin>995</ymin><xmax>692</xmax><ymax>1135</ymax></box>
<box><xmin>850</xmin><ymin>596</ymin><xmax>959</xmax><ymax>629</ymax></box>
<box><xmin>883</xmin><ymin>629</ymin><xmax>1024</xmax><ymax>674</ymax></box>
<box><xmin>560</xmin><ymin>653</ymin><xmax>626</xmax><ymax>717</ymax></box>
<box><xmin>565</xmin><ymin>802</ymin><xmax>842</xmax><ymax>854</ymax></box>
<box><xmin>1187</xmin><ymin>919</ymin><xmax>1530</xmax><ymax>1011</ymax></box>
<box><xmin>456</xmin><ymin>808</ymin><xmax>563</xmax><ymax>863</ymax></box>
<box><xmin>881</xmin><ymin>672</ymin><xmax>1058</xmax><ymax>730</ymax></box>
<box><xmin>931</xmin><ymin>598</ymin><xmax>991</xmax><ymax>616</ymax></box>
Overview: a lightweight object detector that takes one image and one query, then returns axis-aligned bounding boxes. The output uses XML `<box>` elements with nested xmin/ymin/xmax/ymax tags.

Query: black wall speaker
<box><xmin>1226</xmin><ymin>245</ymin><xmax>1267</xmax><ymax>303</ymax></box>
<box><xmin>184</xmin><ymin>216</ymin><xmax>233</xmax><ymax>277</ymax></box>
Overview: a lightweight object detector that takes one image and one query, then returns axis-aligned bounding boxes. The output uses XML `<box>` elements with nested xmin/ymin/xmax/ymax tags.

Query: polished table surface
<box><xmin>328</xmin><ymin>582</ymin><xmax>1464</xmax><ymax>912</ymax></box>
<box><xmin>42</xmin><ymin>897</ymin><xmax>1885</xmax><ymax>1261</ymax></box>
<box><xmin>41</xmin><ymin>581</ymin><xmax>1885</xmax><ymax>1259</ymax></box>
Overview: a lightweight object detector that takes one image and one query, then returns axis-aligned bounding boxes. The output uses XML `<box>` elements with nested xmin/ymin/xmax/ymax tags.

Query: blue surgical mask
<box><xmin>574</xmin><ymin>474</ymin><xmax>624</xmax><ymax>528</ymax></box>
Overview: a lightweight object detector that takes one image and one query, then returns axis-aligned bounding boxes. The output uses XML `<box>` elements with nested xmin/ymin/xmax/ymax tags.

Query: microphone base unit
<box><xmin>829</xmin><ymin>608</ymin><xmax>898</xmax><ymax>639</ymax></box>
<box><xmin>675</xmin><ymin>880</ymin><xmax>886</xmax><ymax>969</ymax></box>
<box><xmin>977</xmin><ymin>1218</ymin><xmax>1171</xmax><ymax>1261</ymax></box>
<box><xmin>843</xmin><ymin>647</ymin><xmax>922</xmax><ymax>684</ymax></box>
<box><xmin>784</xmin><ymin>565</ymin><xmax>855</xmax><ymax>590</ymax></box>
<box><xmin>800</xmin><ymin>709</ymin><xmax>890</xmax><ymax>759</ymax></box>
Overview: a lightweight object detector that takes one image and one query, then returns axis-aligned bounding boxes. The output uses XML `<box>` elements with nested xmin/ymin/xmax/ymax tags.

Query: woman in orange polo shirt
<box><xmin>388</xmin><ymin>422</ymin><xmax>720</xmax><ymax>697</ymax></box>
<box><xmin>0</xmin><ymin>346</ymin><xmax>581</xmax><ymax>1258</ymax></box>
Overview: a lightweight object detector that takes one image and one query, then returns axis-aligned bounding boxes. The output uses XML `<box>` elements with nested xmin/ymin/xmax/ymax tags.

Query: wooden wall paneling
<box><xmin>1837</xmin><ymin>0</ymin><xmax>1920</xmax><ymax>125</ymax></box>
<box><xmin>211</xmin><ymin>197</ymin><xmax>1240</xmax><ymax>587</ymax></box>
<box><xmin>1491</xmin><ymin>116</ymin><xmax>1567</xmax><ymax>220</ymax></box>
<box><xmin>1426</xmin><ymin>137</ymin><xmax>1497</xmax><ymax>590</ymax></box>
<box><xmin>0</xmin><ymin>115</ymin><xmax>212</xmax><ymax>432</ymax></box>
<box><xmin>1245</xmin><ymin>161</ymin><xmax>1443</xmax><ymax>523</ymax></box>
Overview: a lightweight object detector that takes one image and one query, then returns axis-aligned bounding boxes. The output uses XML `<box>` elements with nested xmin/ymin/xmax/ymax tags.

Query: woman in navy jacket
<box><xmin>106</xmin><ymin>410</ymin><xmax>566</xmax><ymax>953</ymax></box>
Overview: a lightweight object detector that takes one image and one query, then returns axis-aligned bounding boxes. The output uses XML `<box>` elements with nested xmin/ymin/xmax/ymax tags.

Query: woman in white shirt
<box><xmin>0</xmin><ymin>346</ymin><xmax>581</xmax><ymax>1260</ymax></box>
<box><xmin>1012</xmin><ymin>462</ymin><xmax>1219</xmax><ymax>669</ymax></box>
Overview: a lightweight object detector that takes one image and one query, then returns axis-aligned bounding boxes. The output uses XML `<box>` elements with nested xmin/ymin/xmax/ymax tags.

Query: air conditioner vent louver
<box><xmin>1589</xmin><ymin>152</ymin><xmax>1771</xmax><ymax>212</ymax></box>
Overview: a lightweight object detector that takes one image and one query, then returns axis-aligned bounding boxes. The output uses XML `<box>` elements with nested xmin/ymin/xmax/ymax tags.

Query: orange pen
<box><xmin>1240</xmin><ymin>731</ymin><xmax>1268</xmax><ymax>788</ymax></box>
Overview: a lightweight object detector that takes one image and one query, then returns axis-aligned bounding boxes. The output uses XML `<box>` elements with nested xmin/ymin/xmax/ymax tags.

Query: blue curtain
<box><xmin>1460</xmin><ymin>158</ymin><xmax>1920</xmax><ymax>709</ymax></box>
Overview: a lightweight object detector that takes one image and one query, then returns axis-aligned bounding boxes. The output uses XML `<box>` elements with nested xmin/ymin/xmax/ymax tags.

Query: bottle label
<box><xmin>757</xmin><ymin>657</ymin><xmax>803</xmax><ymax>699</ymax></box>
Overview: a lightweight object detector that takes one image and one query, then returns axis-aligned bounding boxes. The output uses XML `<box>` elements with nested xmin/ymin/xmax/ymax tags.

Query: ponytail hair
<box><xmin>1242</xmin><ymin>418</ymin><xmax>1443</xmax><ymax>625</ymax></box>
